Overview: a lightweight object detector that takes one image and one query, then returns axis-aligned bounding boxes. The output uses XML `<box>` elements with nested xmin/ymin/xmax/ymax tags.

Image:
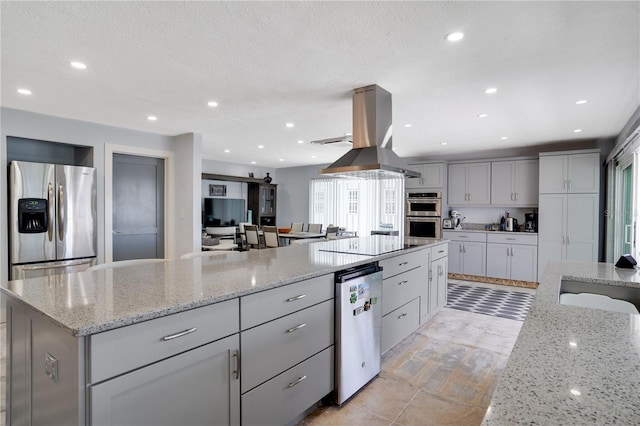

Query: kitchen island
<box><xmin>1</xmin><ymin>236</ymin><xmax>447</xmax><ymax>426</ymax></box>
<box><xmin>482</xmin><ymin>260</ymin><xmax>640</xmax><ymax>424</ymax></box>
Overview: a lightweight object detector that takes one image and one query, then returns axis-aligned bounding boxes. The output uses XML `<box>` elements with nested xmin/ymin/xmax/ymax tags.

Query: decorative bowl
<box><xmin>278</xmin><ymin>227</ymin><xmax>292</xmax><ymax>234</ymax></box>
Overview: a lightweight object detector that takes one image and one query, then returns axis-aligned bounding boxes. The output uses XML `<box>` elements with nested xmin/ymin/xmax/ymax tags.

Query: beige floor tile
<box><xmin>392</xmin><ymin>390</ymin><xmax>487</xmax><ymax>426</ymax></box>
<box><xmin>302</xmin><ymin>401</ymin><xmax>392</xmax><ymax>426</ymax></box>
<box><xmin>346</xmin><ymin>371</ymin><xmax>419</xmax><ymax>421</ymax></box>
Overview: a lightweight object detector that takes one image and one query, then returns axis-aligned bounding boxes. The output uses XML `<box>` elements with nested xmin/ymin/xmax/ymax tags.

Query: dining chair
<box><xmin>180</xmin><ymin>250</ymin><xmax>237</xmax><ymax>260</ymax></box>
<box><xmin>325</xmin><ymin>226</ymin><xmax>340</xmax><ymax>239</ymax></box>
<box><xmin>87</xmin><ymin>258</ymin><xmax>167</xmax><ymax>271</ymax></box>
<box><xmin>238</xmin><ymin>222</ymin><xmax>253</xmax><ymax>250</ymax></box>
<box><xmin>206</xmin><ymin>226</ymin><xmax>238</xmax><ymax>243</ymax></box>
<box><xmin>262</xmin><ymin>226</ymin><xmax>280</xmax><ymax>248</ymax></box>
<box><xmin>244</xmin><ymin>224</ymin><xmax>263</xmax><ymax>249</ymax></box>
<box><xmin>306</xmin><ymin>223</ymin><xmax>322</xmax><ymax>233</ymax></box>
<box><xmin>291</xmin><ymin>222</ymin><xmax>304</xmax><ymax>232</ymax></box>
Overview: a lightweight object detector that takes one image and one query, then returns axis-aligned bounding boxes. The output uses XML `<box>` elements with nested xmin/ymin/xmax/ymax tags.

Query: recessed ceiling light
<box><xmin>570</xmin><ymin>389</ymin><xmax>581</xmax><ymax>396</ymax></box>
<box><xmin>147</xmin><ymin>116</ymin><xmax>157</xmax><ymax>121</ymax></box>
<box><xmin>575</xmin><ymin>100</ymin><xmax>587</xmax><ymax>105</ymax></box>
<box><xmin>70</xmin><ymin>61</ymin><xmax>87</xmax><ymax>70</ymax></box>
<box><xmin>286</xmin><ymin>123</ymin><xmax>294</xmax><ymax>128</ymax></box>
<box><xmin>404</xmin><ymin>124</ymin><xmax>412</xmax><ymax>128</ymax></box>
<box><xmin>311</xmin><ymin>155</ymin><xmax>316</xmax><ymax>159</ymax></box>
<box><xmin>477</xmin><ymin>114</ymin><xmax>488</xmax><ymax>118</ymax></box>
<box><xmin>297</xmin><ymin>140</ymin><xmax>304</xmax><ymax>144</ymax></box>
<box><xmin>441</xmin><ymin>142</ymin><xmax>448</xmax><ymax>146</ymax></box>
<box><xmin>445</xmin><ymin>32</ymin><xmax>464</xmax><ymax>42</ymax></box>
<box><xmin>344</xmin><ymin>132</ymin><xmax>352</xmax><ymax>136</ymax></box>
<box><xmin>279</xmin><ymin>158</ymin><xmax>284</xmax><ymax>162</ymax></box>
<box><xmin>484</xmin><ymin>87</ymin><xmax>497</xmax><ymax>94</ymax></box>
<box><xmin>17</xmin><ymin>88</ymin><xmax>31</xmax><ymax>95</ymax></box>
<box><xmin>569</xmin><ymin>341</ymin><xmax>578</xmax><ymax>347</ymax></box>
<box><xmin>573</xmin><ymin>129</ymin><xmax>582</xmax><ymax>133</ymax></box>
<box><xmin>224</xmin><ymin>149</ymin><xmax>230</xmax><ymax>153</ymax></box>
<box><xmin>251</xmin><ymin>161</ymin><xmax>256</xmax><ymax>164</ymax></box>
<box><xmin>258</xmin><ymin>145</ymin><xmax>264</xmax><ymax>149</ymax></box>
<box><xmin>501</xmin><ymin>136</ymin><xmax>509</xmax><ymax>140</ymax></box>
<box><xmin>207</xmin><ymin>101</ymin><xmax>219</xmax><ymax>107</ymax></box>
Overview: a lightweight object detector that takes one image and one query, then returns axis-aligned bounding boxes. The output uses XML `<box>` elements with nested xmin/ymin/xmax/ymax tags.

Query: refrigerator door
<box><xmin>56</xmin><ymin>165</ymin><xmax>97</xmax><ymax>260</ymax></box>
<box><xmin>9</xmin><ymin>161</ymin><xmax>56</xmax><ymax>264</ymax></box>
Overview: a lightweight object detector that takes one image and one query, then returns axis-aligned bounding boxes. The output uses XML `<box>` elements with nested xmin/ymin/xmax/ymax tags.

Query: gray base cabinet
<box><xmin>91</xmin><ymin>334</ymin><xmax>240</xmax><ymax>426</ymax></box>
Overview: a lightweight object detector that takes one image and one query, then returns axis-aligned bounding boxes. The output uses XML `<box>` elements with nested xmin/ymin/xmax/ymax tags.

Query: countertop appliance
<box><xmin>335</xmin><ymin>262</ymin><xmax>383</xmax><ymax>405</ymax></box>
<box><xmin>442</xmin><ymin>218</ymin><xmax>454</xmax><ymax>229</ymax></box>
<box><xmin>524</xmin><ymin>212</ymin><xmax>538</xmax><ymax>233</ymax></box>
<box><xmin>506</xmin><ymin>217</ymin><xmax>518</xmax><ymax>232</ymax></box>
<box><xmin>9</xmin><ymin>161</ymin><xmax>97</xmax><ymax>279</ymax></box>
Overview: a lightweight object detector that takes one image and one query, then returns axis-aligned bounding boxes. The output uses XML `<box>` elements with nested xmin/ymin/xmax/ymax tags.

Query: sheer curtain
<box><xmin>309</xmin><ymin>177</ymin><xmax>405</xmax><ymax>236</ymax></box>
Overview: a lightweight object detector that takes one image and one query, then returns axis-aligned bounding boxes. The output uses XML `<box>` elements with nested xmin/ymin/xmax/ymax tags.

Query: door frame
<box><xmin>613</xmin><ymin>152</ymin><xmax>638</xmax><ymax>260</ymax></box>
<box><xmin>105</xmin><ymin>144</ymin><xmax>174</xmax><ymax>263</ymax></box>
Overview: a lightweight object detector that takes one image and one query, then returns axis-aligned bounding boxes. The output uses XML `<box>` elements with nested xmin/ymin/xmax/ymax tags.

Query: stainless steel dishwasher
<box><xmin>335</xmin><ymin>262</ymin><xmax>383</xmax><ymax>405</ymax></box>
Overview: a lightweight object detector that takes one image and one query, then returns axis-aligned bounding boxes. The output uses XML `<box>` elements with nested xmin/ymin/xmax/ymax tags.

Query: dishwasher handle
<box><xmin>335</xmin><ymin>262</ymin><xmax>382</xmax><ymax>283</ymax></box>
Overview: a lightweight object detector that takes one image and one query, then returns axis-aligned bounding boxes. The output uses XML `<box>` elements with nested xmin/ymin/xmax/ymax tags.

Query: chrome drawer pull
<box><xmin>288</xmin><ymin>375</ymin><xmax>307</xmax><ymax>388</ymax></box>
<box><xmin>398</xmin><ymin>313</ymin><xmax>407</xmax><ymax>319</ymax></box>
<box><xmin>286</xmin><ymin>294</ymin><xmax>306</xmax><ymax>302</ymax></box>
<box><xmin>438</xmin><ymin>249</ymin><xmax>444</xmax><ymax>253</ymax></box>
<box><xmin>398</xmin><ymin>261</ymin><xmax>409</xmax><ymax>266</ymax></box>
<box><xmin>161</xmin><ymin>327</ymin><xmax>197</xmax><ymax>341</ymax></box>
<box><xmin>287</xmin><ymin>323</ymin><xmax>307</xmax><ymax>333</ymax></box>
<box><xmin>233</xmin><ymin>350</ymin><xmax>240</xmax><ymax>380</ymax></box>
<box><xmin>506</xmin><ymin>238</ymin><xmax>515</xmax><ymax>240</ymax></box>
<box><xmin>398</xmin><ymin>280</ymin><xmax>408</xmax><ymax>286</ymax></box>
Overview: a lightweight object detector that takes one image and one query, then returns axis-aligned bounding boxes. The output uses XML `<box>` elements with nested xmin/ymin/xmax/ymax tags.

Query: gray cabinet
<box><xmin>444</xmin><ymin>231</ymin><xmax>487</xmax><ymax>276</ymax></box>
<box><xmin>406</xmin><ymin>162</ymin><xmax>445</xmax><ymax>188</ymax></box>
<box><xmin>491</xmin><ymin>159</ymin><xmax>539</xmax><ymax>206</ymax></box>
<box><xmin>448</xmin><ymin>162</ymin><xmax>491</xmax><ymax>205</ymax></box>
<box><xmin>91</xmin><ymin>334</ymin><xmax>240</xmax><ymax>426</ymax></box>
<box><xmin>486</xmin><ymin>233</ymin><xmax>538</xmax><ymax>282</ymax></box>
<box><xmin>539</xmin><ymin>151</ymin><xmax>599</xmax><ymax>194</ymax></box>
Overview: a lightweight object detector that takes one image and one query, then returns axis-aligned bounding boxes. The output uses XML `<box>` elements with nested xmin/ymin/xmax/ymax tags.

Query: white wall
<box><xmin>173</xmin><ymin>133</ymin><xmax>202</xmax><ymax>257</ymax></box>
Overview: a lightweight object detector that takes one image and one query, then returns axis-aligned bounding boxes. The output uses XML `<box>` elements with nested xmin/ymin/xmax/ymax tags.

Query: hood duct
<box><xmin>319</xmin><ymin>84</ymin><xmax>421</xmax><ymax>179</ymax></box>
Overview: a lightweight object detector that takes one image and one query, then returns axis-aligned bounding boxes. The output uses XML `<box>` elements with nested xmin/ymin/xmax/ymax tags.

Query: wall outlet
<box><xmin>44</xmin><ymin>353</ymin><xmax>58</xmax><ymax>383</ymax></box>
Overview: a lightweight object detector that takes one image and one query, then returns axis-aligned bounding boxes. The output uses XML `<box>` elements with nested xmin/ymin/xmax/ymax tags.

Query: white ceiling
<box><xmin>2</xmin><ymin>1</ymin><xmax>639</xmax><ymax>168</ymax></box>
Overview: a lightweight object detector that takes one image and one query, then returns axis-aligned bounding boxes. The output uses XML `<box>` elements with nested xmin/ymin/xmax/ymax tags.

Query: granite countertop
<box><xmin>482</xmin><ymin>260</ymin><xmax>640</xmax><ymax>424</ymax></box>
<box><xmin>0</xmin><ymin>236</ymin><xmax>441</xmax><ymax>337</ymax></box>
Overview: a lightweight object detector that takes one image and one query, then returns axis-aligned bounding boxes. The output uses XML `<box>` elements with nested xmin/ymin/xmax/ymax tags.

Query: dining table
<box><xmin>278</xmin><ymin>231</ymin><xmax>327</xmax><ymax>244</ymax></box>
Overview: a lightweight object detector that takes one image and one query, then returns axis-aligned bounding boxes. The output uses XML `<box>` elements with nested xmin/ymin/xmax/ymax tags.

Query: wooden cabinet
<box><xmin>248</xmin><ymin>182</ymin><xmax>277</xmax><ymax>226</ymax></box>
<box><xmin>538</xmin><ymin>193</ymin><xmax>599</xmax><ymax>278</ymax></box>
<box><xmin>444</xmin><ymin>231</ymin><xmax>487</xmax><ymax>276</ymax></box>
<box><xmin>448</xmin><ymin>162</ymin><xmax>491</xmax><ymax>205</ymax></box>
<box><xmin>406</xmin><ymin>162</ymin><xmax>445</xmax><ymax>188</ymax></box>
<box><xmin>239</xmin><ymin>275</ymin><xmax>334</xmax><ymax>424</ymax></box>
<box><xmin>486</xmin><ymin>233</ymin><xmax>538</xmax><ymax>282</ymax></box>
<box><xmin>539</xmin><ymin>152</ymin><xmax>599</xmax><ymax>194</ymax></box>
<box><xmin>491</xmin><ymin>159</ymin><xmax>539</xmax><ymax>206</ymax></box>
<box><xmin>91</xmin><ymin>334</ymin><xmax>240</xmax><ymax>426</ymax></box>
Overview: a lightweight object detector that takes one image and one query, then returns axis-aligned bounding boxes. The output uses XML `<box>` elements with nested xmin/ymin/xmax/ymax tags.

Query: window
<box><xmin>384</xmin><ymin>188</ymin><xmax>396</xmax><ymax>215</ymax></box>
<box><xmin>348</xmin><ymin>189</ymin><xmax>359</xmax><ymax>214</ymax></box>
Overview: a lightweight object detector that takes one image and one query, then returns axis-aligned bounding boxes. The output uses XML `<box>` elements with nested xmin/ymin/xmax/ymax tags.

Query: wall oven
<box><xmin>405</xmin><ymin>192</ymin><xmax>441</xmax><ymax>217</ymax></box>
<box><xmin>405</xmin><ymin>216</ymin><xmax>441</xmax><ymax>240</ymax></box>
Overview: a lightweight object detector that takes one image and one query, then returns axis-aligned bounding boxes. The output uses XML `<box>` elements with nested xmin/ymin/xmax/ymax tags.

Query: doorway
<box><xmin>615</xmin><ymin>153</ymin><xmax>637</xmax><ymax>260</ymax></box>
<box><xmin>113</xmin><ymin>154</ymin><xmax>165</xmax><ymax>261</ymax></box>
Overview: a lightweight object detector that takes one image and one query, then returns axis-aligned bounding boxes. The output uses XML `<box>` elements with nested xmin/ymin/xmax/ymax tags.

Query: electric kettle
<box><xmin>506</xmin><ymin>217</ymin><xmax>518</xmax><ymax>232</ymax></box>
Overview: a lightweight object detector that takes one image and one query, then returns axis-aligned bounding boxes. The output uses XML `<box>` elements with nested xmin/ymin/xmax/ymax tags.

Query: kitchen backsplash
<box><xmin>445</xmin><ymin>207</ymin><xmax>536</xmax><ymax>225</ymax></box>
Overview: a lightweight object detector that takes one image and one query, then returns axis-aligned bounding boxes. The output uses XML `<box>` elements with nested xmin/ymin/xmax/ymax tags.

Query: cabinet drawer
<box><xmin>380</xmin><ymin>249</ymin><xmax>428</xmax><ymax>279</ymax></box>
<box><xmin>241</xmin><ymin>299</ymin><xmax>334</xmax><ymax>393</ymax></box>
<box><xmin>241</xmin><ymin>346</ymin><xmax>334</xmax><ymax>426</ymax></box>
<box><xmin>90</xmin><ymin>298</ymin><xmax>239</xmax><ymax>384</ymax></box>
<box><xmin>241</xmin><ymin>274</ymin><xmax>333</xmax><ymax>330</ymax></box>
<box><xmin>442</xmin><ymin>231</ymin><xmax>487</xmax><ymax>242</ymax></box>
<box><xmin>381</xmin><ymin>297</ymin><xmax>420</xmax><ymax>354</ymax></box>
<box><xmin>431</xmin><ymin>243</ymin><xmax>448</xmax><ymax>260</ymax></box>
<box><xmin>487</xmin><ymin>233</ymin><xmax>538</xmax><ymax>245</ymax></box>
<box><xmin>382</xmin><ymin>267</ymin><xmax>425</xmax><ymax>316</ymax></box>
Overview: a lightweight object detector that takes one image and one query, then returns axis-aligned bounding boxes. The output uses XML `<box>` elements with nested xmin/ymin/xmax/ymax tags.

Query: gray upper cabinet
<box><xmin>406</xmin><ymin>162</ymin><xmax>445</xmax><ymax>188</ymax></box>
<box><xmin>448</xmin><ymin>162</ymin><xmax>491</xmax><ymax>205</ymax></box>
<box><xmin>539</xmin><ymin>152</ymin><xmax>599</xmax><ymax>194</ymax></box>
<box><xmin>491</xmin><ymin>159</ymin><xmax>539</xmax><ymax>206</ymax></box>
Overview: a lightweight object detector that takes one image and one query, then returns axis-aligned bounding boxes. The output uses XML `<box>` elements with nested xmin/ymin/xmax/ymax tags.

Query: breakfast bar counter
<box><xmin>482</xmin><ymin>260</ymin><xmax>640</xmax><ymax>424</ymax></box>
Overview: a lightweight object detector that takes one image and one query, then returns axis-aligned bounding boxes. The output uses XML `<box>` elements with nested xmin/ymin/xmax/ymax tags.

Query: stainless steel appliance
<box><xmin>405</xmin><ymin>216</ymin><xmax>441</xmax><ymax>241</ymax></box>
<box><xmin>334</xmin><ymin>262</ymin><xmax>383</xmax><ymax>405</ymax></box>
<box><xmin>9</xmin><ymin>161</ymin><xmax>97</xmax><ymax>279</ymax></box>
<box><xmin>506</xmin><ymin>217</ymin><xmax>518</xmax><ymax>232</ymax></box>
<box><xmin>442</xmin><ymin>218</ymin><xmax>454</xmax><ymax>229</ymax></box>
<box><xmin>524</xmin><ymin>212</ymin><xmax>538</xmax><ymax>233</ymax></box>
<box><xmin>406</xmin><ymin>192</ymin><xmax>442</xmax><ymax>217</ymax></box>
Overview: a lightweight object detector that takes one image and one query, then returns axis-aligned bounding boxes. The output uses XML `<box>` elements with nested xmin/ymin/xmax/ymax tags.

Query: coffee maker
<box><xmin>524</xmin><ymin>212</ymin><xmax>538</xmax><ymax>233</ymax></box>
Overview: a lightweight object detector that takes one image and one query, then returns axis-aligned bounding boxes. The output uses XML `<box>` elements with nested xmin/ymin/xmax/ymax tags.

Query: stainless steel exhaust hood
<box><xmin>319</xmin><ymin>84</ymin><xmax>421</xmax><ymax>179</ymax></box>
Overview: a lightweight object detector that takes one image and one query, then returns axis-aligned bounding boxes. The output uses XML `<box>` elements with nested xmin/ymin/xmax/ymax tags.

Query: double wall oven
<box><xmin>405</xmin><ymin>192</ymin><xmax>441</xmax><ymax>242</ymax></box>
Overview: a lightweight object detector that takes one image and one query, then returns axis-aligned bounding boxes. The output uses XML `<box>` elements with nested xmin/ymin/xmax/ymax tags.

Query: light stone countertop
<box><xmin>0</xmin><ymin>236</ymin><xmax>444</xmax><ymax>337</ymax></box>
<box><xmin>482</xmin><ymin>260</ymin><xmax>640</xmax><ymax>424</ymax></box>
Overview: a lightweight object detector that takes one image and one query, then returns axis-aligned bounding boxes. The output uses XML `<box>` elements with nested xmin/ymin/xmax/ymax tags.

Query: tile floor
<box><xmin>299</xmin><ymin>306</ymin><xmax>524</xmax><ymax>426</ymax></box>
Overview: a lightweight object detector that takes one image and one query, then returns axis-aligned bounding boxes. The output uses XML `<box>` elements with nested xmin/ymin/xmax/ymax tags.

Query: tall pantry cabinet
<box><xmin>537</xmin><ymin>150</ymin><xmax>600</xmax><ymax>278</ymax></box>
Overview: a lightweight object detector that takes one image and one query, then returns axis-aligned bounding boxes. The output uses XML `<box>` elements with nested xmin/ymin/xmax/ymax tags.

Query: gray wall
<box><xmin>275</xmin><ymin>164</ymin><xmax>327</xmax><ymax>228</ymax></box>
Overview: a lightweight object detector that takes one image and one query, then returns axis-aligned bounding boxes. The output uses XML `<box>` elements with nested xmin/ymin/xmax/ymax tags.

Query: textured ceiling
<box><xmin>1</xmin><ymin>1</ymin><xmax>639</xmax><ymax>168</ymax></box>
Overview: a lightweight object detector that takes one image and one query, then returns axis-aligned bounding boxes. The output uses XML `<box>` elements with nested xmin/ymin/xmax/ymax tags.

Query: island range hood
<box><xmin>319</xmin><ymin>84</ymin><xmax>421</xmax><ymax>179</ymax></box>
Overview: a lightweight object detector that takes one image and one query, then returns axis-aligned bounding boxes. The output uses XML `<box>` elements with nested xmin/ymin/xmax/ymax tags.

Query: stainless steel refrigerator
<box><xmin>9</xmin><ymin>161</ymin><xmax>97</xmax><ymax>279</ymax></box>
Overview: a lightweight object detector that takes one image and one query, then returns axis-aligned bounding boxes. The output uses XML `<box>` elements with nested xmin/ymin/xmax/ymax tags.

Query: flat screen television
<box><xmin>203</xmin><ymin>198</ymin><xmax>246</xmax><ymax>227</ymax></box>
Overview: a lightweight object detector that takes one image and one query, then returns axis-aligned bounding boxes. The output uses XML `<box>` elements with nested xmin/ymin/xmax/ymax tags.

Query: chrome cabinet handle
<box><xmin>287</xmin><ymin>323</ymin><xmax>306</xmax><ymax>333</ymax></box>
<box><xmin>397</xmin><ymin>280</ymin><xmax>408</xmax><ymax>286</ymax></box>
<box><xmin>397</xmin><ymin>313</ymin><xmax>407</xmax><ymax>320</ymax></box>
<box><xmin>563</xmin><ymin>180</ymin><xmax>567</xmax><ymax>189</ymax></box>
<box><xmin>506</xmin><ymin>237</ymin><xmax>515</xmax><ymax>241</ymax></box>
<box><xmin>428</xmin><ymin>269</ymin><xmax>432</xmax><ymax>281</ymax></box>
<box><xmin>47</xmin><ymin>183</ymin><xmax>54</xmax><ymax>242</ymax></box>
<box><xmin>438</xmin><ymin>249</ymin><xmax>444</xmax><ymax>253</ymax></box>
<box><xmin>568</xmin><ymin>181</ymin><xmax>572</xmax><ymax>190</ymax></box>
<box><xmin>288</xmin><ymin>375</ymin><xmax>307</xmax><ymax>388</ymax></box>
<box><xmin>515</xmin><ymin>193</ymin><xmax>518</xmax><ymax>201</ymax></box>
<box><xmin>567</xmin><ymin>235</ymin><xmax>570</xmax><ymax>244</ymax></box>
<box><xmin>463</xmin><ymin>245</ymin><xmax>466</xmax><ymax>253</ymax></box>
<box><xmin>286</xmin><ymin>294</ymin><xmax>306</xmax><ymax>302</ymax></box>
<box><xmin>398</xmin><ymin>261</ymin><xmax>409</xmax><ymax>266</ymax></box>
<box><xmin>233</xmin><ymin>350</ymin><xmax>240</xmax><ymax>380</ymax></box>
<box><xmin>162</xmin><ymin>327</ymin><xmax>197</xmax><ymax>341</ymax></box>
<box><xmin>22</xmin><ymin>259</ymin><xmax>93</xmax><ymax>271</ymax></box>
<box><xmin>511</xmin><ymin>248</ymin><xmax>514</xmax><ymax>256</ymax></box>
<box><xmin>57</xmin><ymin>184</ymin><xmax>64</xmax><ymax>241</ymax></box>
<box><xmin>468</xmin><ymin>193</ymin><xmax>471</xmax><ymax>201</ymax></box>
<box><xmin>507</xmin><ymin>247</ymin><xmax>510</xmax><ymax>257</ymax></box>
<box><xmin>562</xmin><ymin>235</ymin><xmax>565</xmax><ymax>244</ymax></box>
<box><xmin>459</xmin><ymin>245</ymin><xmax>462</xmax><ymax>253</ymax></box>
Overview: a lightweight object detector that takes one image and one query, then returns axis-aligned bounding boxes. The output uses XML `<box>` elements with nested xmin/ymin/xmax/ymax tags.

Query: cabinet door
<box><xmin>567</xmin><ymin>153</ymin><xmax>599</xmax><ymax>193</ymax></box>
<box><xmin>491</xmin><ymin>161</ymin><xmax>515</xmax><ymax>205</ymax></box>
<box><xmin>514</xmin><ymin>159</ymin><xmax>539</xmax><ymax>205</ymax></box>
<box><xmin>566</xmin><ymin>194</ymin><xmax>599</xmax><ymax>262</ymax></box>
<box><xmin>510</xmin><ymin>245</ymin><xmax>538</xmax><ymax>282</ymax></box>
<box><xmin>486</xmin><ymin>243</ymin><xmax>510</xmax><ymax>279</ymax></box>
<box><xmin>448</xmin><ymin>164</ymin><xmax>468</xmax><ymax>205</ymax></box>
<box><xmin>467</xmin><ymin>162</ymin><xmax>491</xmax><ymax>204</ymax></box>
<box><xmin>422</xmin><ymin>163</ymin><xmax>444</xmax><ymax>187</ymax></box>
<box><xmin>461</xmin><ymin>241</ymin><xmax>486</xmax><ymax>276</ymax></box>
<box><xmin>434</xmin><ymin>257</ymin><xmax>448</xmax><ymax>309</ymax></box>
<box><xmin>405</xmin><ymin>164</ymin><xmax>424</xmax><ymax>188</ymax></box>
<box><xmin>538</xmin><ymin>194</ymin><xmax>567</xmax><ymax>278</ymax></box>
<box><xmin>420</xmin><ymin>251</ymin><xmax>432</xmax><ymax>323</ymax></box>
<box><xmin>91</xmin><ymin>334</ymin><xmax>240</xmax><ymax>426</ymax></box>
<box><xmin>448</xmin><ymin>241</ymin><xmax>463</xmax><ymax>274</ymax></box>
<box><xmin>539</xmin><ymin>156</ymin><xmax>568</xmax><ymax>193</ymax></box>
